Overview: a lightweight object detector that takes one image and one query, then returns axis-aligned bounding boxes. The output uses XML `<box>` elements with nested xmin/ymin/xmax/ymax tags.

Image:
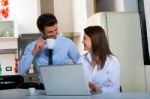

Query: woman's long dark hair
<box><xmin>84</xmin><ymin>26</ymin><xmax>112</xmax><ymax>69</ymax></box>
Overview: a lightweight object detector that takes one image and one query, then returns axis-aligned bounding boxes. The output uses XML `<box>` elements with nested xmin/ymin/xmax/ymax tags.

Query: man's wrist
<box><xmin>32</xmin><ymin>49</ymin><xmax>38</xmax><ymax>56</ymax></box>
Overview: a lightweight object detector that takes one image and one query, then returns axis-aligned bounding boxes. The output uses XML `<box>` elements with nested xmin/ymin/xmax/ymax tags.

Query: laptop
<box><xmin>39</xmin><ymin>64</ymin><xmax>92</xmax><ymax>96</ymax></box>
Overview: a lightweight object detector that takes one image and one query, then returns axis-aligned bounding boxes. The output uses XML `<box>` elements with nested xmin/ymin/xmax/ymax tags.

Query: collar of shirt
<box><xmin>85</xmin><ymin>52</ymin><xmax>92</xmax><ymax>63</ymax></box>
<box><xmin>84</xmin><ymin>52</ymin><xmax>102</xmax><ymax>71</ymax></box>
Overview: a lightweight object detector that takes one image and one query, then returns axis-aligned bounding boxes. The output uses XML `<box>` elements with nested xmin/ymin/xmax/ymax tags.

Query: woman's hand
<box><xmin>89</xmin><ymin>82</ymin><xmax>102</xmax><ymax>92</ymax></box>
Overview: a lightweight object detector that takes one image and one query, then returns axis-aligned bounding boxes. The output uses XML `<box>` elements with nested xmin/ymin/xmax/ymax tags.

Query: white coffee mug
<box><xmin>28</xmin><ymin>88</ymin><xmax>36</xmax><ymax>96</ymax></box>
<box><xmin>46</xmin><ymin>38</ymin><xmax>56</xmax><ymax>49</ymax></box>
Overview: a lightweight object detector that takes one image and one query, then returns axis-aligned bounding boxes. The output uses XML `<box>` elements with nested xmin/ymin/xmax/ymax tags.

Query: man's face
<box><xmin>43</xmin><ymin>24</ymin><xmax>58</xmax><ymax>39</ymax></box>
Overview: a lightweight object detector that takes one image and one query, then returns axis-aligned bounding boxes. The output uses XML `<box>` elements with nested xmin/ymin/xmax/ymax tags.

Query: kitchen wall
<box><xmin>1</xmin><ymin>0</ymin><xmax>150</xmax><ymax>92</ymax></box>
<box><xmin>54</xmin><ymin>0</ymin><xmax>73</xmax><ymax>33</ymax></box>
<box><xmin>9</xmin><ymin>0</ymin><xmax>40</xmax><ymax>34</ymax></box>
<box><xmin>0</xmin><ymin>38</ymin><xmax>18</xmax><ymax>75</ymax></box>
<box><xmin>0</xmin><ymin>0</ymin><xmax>41</xmax><ymax>75</ymax></box>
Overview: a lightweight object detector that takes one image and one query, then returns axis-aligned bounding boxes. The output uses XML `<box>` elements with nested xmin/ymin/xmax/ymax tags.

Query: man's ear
<box><xmin>41</xmin><ymin>32</ymin><xmax>46</xmax><ymax>40</ymax></box>
<box><xmin>42</xmin><ymin>35</ymin><xmax>46</xmax><ymax>40</ymax></box>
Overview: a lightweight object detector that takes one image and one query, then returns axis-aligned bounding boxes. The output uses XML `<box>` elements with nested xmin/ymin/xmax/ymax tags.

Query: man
<box><xmin>18</xmin><ymin>13</ymin><xmax>80</xmax><ymax>75</ymax></box>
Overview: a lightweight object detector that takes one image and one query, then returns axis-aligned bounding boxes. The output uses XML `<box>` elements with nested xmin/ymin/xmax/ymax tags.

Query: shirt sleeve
<box><xmin>68</xmin><ymin>39</ymin><xmax>80</xmax><ymax>63</ymax></box>
<box><xmin>18</xmin><ymin>42</ymin><xmax>35</xmax><ymax>75</ymax></box>
<box><xmin>101</xmin><ymin>56</ymin><xmax>120</xmax><ymax>93</ymax></box>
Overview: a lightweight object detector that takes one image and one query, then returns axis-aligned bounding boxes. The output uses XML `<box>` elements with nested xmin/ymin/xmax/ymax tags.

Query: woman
<box><xmin>78</xmin><ymin>26</ymin><xmax>120</xmax><ymax>93</ymax></box>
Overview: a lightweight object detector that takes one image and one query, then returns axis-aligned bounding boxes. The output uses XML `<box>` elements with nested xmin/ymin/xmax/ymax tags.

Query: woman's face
<box><xmin>82</xmin><ymin>34</ymin><xmax>92</xmax><ymax>51</ymax></box>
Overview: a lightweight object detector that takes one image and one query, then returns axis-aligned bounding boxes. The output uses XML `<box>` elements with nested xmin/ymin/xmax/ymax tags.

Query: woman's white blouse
<box><xmin>78</xmin><ymin>52</ymin><xmax>120</xmax><ymax>93</ymax></box>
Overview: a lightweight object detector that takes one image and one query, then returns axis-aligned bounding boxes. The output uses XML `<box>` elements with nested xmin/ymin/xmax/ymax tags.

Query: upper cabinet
<box><xmin>95</xmin><ymin>0</ymin><xmax>138</xmax><ymax>12</ymax></box>
<box><xmin>0</xmin><ymin>20</ymin><xmax>18</xmax><ymax>38</ymax></box>
<box><xmin>0</xmin><ymin>21</ymin><xmax>18</xmax><ymax>52</ymax></box>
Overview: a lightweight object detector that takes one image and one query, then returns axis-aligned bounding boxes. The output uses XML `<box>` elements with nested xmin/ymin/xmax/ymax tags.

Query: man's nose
<box><xmin>49</xmin><ymin>32</ymin><xmax>56</xmax><ymax>39</ymax></box>
<box><xmin>51</xmin><ymin>31</ymin><xmax>56</xmax><ymax>36</ymax></box>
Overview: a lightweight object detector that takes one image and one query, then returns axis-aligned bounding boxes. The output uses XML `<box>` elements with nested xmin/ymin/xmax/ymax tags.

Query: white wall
<box><xmin>0</xmin><ymin>54</ymin><xmax>16</xmax><ymax>75</ymax></box>
<box><xmin>72</xmin><ymin>0</ymin><xmax>87</xmax><ymax>54</ymax></box>
<box><xmin>86</xmin><ymin>0</ymin><xmax>94</xmax><ymax>17</ymax></box>
<box><xmin>9</xmin><ymin>0</ymin><xmax>40</xmax><ymax>34</ymax></box>
<box><xmin>0</xmin><ymin>38</ymin><xmax>18</xmax><ymax>75</ymax></box>
<box><xmin>54</xmin><ymin>0</ymin><xmax>73</xmax><ymax>33</ymax></box>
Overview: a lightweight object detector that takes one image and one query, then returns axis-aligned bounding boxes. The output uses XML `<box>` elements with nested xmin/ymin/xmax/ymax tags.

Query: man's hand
<box><xmin>32</xmin><ymin>39</ymin><xmax>45</xmax><ymax>56</ymax></box>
